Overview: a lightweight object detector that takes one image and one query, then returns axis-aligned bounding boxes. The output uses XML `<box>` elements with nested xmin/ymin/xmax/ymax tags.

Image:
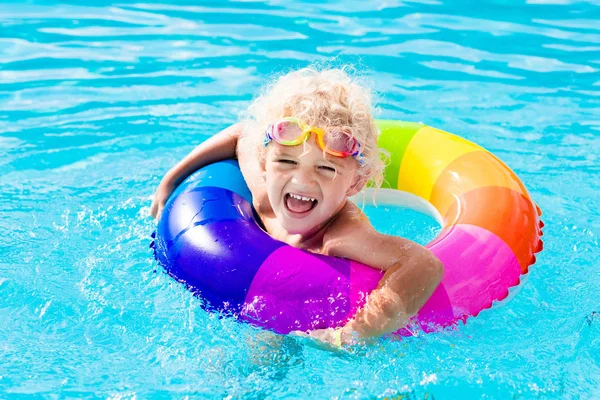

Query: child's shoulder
<box><xmin>339</xmin><ymin>200</ymin><xmax>372</xmax><ymax>224</ymax></box>
<box><xmin>321</xmin><ymin>200</ymin><xmax>377</xmax><ymax>256</ymax></box>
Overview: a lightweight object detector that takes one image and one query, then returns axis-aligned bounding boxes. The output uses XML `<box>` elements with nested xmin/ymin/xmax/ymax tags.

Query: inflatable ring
<box><xmin>153</xmin><ymin>120</ymin><xmax>543</xmax><ymax>334</ymax></box>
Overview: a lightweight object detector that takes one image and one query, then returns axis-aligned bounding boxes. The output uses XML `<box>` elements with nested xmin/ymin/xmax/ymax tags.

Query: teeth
<box><xmin>289</xmin><ymin>193</ymin><xmax>316</xmax><ymax>202</ymax></box>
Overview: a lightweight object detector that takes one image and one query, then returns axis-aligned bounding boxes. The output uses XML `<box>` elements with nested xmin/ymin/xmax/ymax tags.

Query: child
<box><xmin>150</xmin><ymin>67</ymin><xmax>443</xmax><ymax>346</ymax></box>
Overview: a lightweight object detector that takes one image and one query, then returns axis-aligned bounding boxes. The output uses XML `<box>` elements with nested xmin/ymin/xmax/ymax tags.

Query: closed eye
<box><xmin>318</xmin><ymin>165</ymin><xmax>337</xmax><ymax>172</ymax></box>
<box><xmin>277</xmin><ymin>159</ymin><xmax>297</xmax><ymax>165</ymax></box>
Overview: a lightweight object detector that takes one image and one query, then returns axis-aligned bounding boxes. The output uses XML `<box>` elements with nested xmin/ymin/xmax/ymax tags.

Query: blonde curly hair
<box><xmin>239</xmin><ymin>66</ymin><xmax>386</xmax><ymax>190</ymax></box>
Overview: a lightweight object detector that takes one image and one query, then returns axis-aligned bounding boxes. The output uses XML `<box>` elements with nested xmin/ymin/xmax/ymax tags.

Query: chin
<box><xmin>275</xmin><ymin>203</ymin><xmax>329</xmax><ymax>236</ymax></box>
<box><xmin>281</xmin><ymin>222</ymin><xmax>312</xmax><ymax>236</ymax></box>
<box><xmin>278</xmin><ymin>216</ymin><xmax>317</xmax><ymax>236</ymax></box>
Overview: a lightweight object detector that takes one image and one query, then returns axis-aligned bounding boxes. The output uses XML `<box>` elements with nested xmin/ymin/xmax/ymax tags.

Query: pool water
<box><xmin>1</xmin><ymin>0</ymin><xmax>599</xmax><ymax>398</ymax></box>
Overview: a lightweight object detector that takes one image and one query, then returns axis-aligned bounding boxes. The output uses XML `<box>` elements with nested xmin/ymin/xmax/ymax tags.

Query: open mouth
<box><xmin>284</xmin><ymin>193</ymin><xmax>318</xmax><ymax>215</ymax></box>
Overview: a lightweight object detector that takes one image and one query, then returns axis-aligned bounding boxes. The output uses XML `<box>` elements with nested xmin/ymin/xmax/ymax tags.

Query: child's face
<box><xmin>263</xmin><ymin>134</ymin><xmax>362</xmax><ymax>236</ymax></box>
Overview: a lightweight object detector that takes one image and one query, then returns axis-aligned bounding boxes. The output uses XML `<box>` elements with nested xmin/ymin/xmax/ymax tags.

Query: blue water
<box><xmin>1</xmin><ymin>0</ymin><xmax>599</xmax><ymax>398</ymax></box>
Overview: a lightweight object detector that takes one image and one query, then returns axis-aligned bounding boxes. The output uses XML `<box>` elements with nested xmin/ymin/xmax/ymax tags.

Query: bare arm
<box><xmin>150</xmin><ymin>122</ymin><xmax>244</xmax><ymax>220</ymax></box>
<box><xmin>320</xmin><ymin>205</ymin><xmax>444</xmax><ymax>343</ymax></box>
<box><xmin>343</xmin><ymin>237</ymin><xmax>443</xmax><ymax>338</ymax></box>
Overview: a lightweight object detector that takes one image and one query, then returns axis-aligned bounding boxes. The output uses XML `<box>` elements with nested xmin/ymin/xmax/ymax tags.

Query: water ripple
<box><xmin>38</xmin><ymin>24</ymin><xmax>307</xmax><ymax>41</ymax></box>
<box><xmin>319</xmin><ymin>39</ymin><xmax>597</xmax><ymax>73</ymax></box>
<box><xmin>398</xmin><ymin>13</ymin><xmax>600</xmax><ymax>43</ymax></box>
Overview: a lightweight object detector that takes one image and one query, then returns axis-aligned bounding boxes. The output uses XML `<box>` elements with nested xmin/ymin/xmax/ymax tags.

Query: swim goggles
<box><xmin>264</xmin><ymin>117</ymin><xmax>363</xmax><ymax>160</ymax></box>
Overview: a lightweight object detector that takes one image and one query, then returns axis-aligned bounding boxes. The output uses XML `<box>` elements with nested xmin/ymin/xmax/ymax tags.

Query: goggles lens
<box><xmin>271</xmin><ymin>120</ymin><xmax>304</xmax><ymax>143</ymax></box>
<box><xmin>322</xmin><ymin>128</ymin><xmax>360</xmax><ymax>155</ymax></box>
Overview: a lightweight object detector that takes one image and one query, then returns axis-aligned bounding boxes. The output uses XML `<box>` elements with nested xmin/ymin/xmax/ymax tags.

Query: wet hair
<box><xmin>239</xmin><ymin>66</ymin><xmax>386</xmax><ymax>190</ymax></box>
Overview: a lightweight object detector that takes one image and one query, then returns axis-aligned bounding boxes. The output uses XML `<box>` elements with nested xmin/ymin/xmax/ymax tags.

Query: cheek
<box><xmin>264</xmin><ymin>166</ymin><xmax>286</xmax><ymax>199</ymax></box>
<box><xmin>323</xmin><ymin>178</ymin><xmax>352</xmax><ymax>203</ymax></box>
<box><xmin>264</xmin><ymin>162</ymin><xmax>279</xmax><ymax>181</ymax></box>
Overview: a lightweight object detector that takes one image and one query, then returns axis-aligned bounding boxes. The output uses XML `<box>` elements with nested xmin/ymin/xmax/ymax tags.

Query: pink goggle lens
<box><xmin>272</xmin><ymin>120</ymin><xmax>304</xmax><ymax>142</ymax></box>
<box><xmin>323</xmin><ymin>129</ymin><xmax>359</xmax><ymax>155</ymax></box>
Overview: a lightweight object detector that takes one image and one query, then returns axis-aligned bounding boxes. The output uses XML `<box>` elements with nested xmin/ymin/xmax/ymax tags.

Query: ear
<box><xmin>346</xmin><ymin>173</ymin><xmax>367</xmax><ymax>197</ymax></box>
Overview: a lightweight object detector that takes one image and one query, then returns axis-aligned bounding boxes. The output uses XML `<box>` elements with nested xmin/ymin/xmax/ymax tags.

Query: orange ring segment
<box><xmin>442</xmin><ymin>186</ymin><xmax>542</xmax><ymax>272</ymax></box>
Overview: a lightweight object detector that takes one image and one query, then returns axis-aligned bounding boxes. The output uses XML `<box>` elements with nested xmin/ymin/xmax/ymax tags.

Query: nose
<box><xmin>290</xmin><ymin>166</ymin><xmax>317</xmax><ymax>188</ymax></box>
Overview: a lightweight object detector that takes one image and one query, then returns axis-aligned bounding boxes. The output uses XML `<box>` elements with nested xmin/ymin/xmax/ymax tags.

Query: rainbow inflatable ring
<box><xmin>153</xmin><ymin>120</ymin><xmax>544</xmax><ymax>335</ymax></box>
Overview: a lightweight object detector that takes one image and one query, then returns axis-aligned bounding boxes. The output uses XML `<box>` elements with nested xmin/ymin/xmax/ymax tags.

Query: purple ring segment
<box><xmin>240</xmin><ymin>248</ymin><xmax>382</xmax><ymax>334</ymax></box>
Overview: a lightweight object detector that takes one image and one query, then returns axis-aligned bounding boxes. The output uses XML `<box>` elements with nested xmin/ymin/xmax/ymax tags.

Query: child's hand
<box><xmin>346</xmin><ymin>286</ymin><xmax>410</xmax><ymax>338</ymax></box>
<box><xmin>290</xmin><ymin>328</ymin><xmax>345</xmax><ymax>350</ymax></box>
<box><xmin>150</xmin><ymin>178</ymin><xmax>175</xmax><ymax>221</ymax></box>
<box><xmin>290</xmin><ymin>325</ymin><xmax>360</xmax><ymax>349</ymax></box>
